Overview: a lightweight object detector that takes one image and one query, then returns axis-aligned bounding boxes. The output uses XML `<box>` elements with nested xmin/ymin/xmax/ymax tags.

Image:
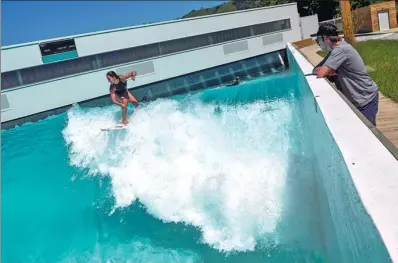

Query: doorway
<box><xmin>378</xmin><ymin>10</ymin><xmax>390</xmax><ymax>31</ymax></box>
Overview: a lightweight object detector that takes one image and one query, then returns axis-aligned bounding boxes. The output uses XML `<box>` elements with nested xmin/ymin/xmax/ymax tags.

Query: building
<box><xmin>353</xmin><ymin>0</ymin><xmax>397</xmax><ymax>33</ymax></box>
<box><xmin>1</xmin><ymin>3</ymin><xmax>317</xmax><ymax>128</ymax></box>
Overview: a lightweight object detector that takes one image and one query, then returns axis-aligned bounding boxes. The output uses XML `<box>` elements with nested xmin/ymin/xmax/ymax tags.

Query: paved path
<box><xmin>383</xmin><ymin>33</ymin><xmax>398</xmax><ymax>40</ymax></box>
<box><xmin>293</xmin><ymin>42</ymin><xmax>398</xmax><ymax>148</ymax></box>
<box><xmin>356</xmin><ymin>33</ymin><xmax>398</xmax><ymax>41</ymax></box>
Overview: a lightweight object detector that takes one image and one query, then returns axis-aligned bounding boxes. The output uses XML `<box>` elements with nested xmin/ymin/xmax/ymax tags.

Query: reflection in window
<box><xmin>1</xmin><ymin>71</ymin><xmax>20</xmax><ymax>90</ymax></box>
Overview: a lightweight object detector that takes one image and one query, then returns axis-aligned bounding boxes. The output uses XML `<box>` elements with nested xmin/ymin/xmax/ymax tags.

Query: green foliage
<box><xmin>233</xmin><ymin>0</ymin><xmax>339</xmax><ymax>21</ymax></box>
<box><xmin>182</xmin><ymin>0</ymin><xmax>341</xmax><ymax>21</ymax></box>
<box><xmin>350</xmin><ymin>0</ymin><xmax>390</xmax><ymax>10</ymax></box>
<box><xmin>233</xmin><ymin>0</ymin><xmax>292</xmax><ymax>10</ymax></box>
<box><xmin>317</xmin><ymin>50</ymin><xmax>328</xmax><ymax>58</ymax></box>
<box><xmin>182</xmin><ymin>1</ymin><xmax>237</xmax><ymax>19</ymax></box>
<box><xmin>182</xmin><ymin>0</ymin><xmax>394</xmax><ymax>22</ymax></box>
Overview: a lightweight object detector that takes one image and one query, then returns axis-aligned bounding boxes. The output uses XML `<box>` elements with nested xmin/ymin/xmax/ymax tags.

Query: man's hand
<box><xmin>328</xmin><ymin>70</ymin><xmax>337</xmax><ymax>76</ymax></box>
<box><xmin>315</xmin><ymin>66</ymin><xmax>336</xmax><ymax>78</ymax></box>
<box><xmin>313</xmin><ymin>66</ymin><xmax>337</xmax><ymax>77</ymax></box>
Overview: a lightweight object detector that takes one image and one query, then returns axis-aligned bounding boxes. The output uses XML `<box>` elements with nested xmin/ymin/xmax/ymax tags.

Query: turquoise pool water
<box><xmin>1</xmin><ymin>56</ymin><xmax>391</xmax><ymax>262</ymax></box>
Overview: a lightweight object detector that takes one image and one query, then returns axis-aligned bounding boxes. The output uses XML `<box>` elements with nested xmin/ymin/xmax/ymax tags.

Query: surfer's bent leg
<box><xmin>127</xmin><ymin>91</ymin><xmax>139</xmax><ymax>108</ymax></box>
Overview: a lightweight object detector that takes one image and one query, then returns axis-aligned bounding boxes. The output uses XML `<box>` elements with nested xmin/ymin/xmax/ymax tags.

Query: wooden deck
<box><xmin>293</xmin><ymin>42</ymin><xmax>398</xmax><ymax>149</ymax></box>
<box><xmin>376</xmin><ymin>93</ymin><xmax>398</xmax><ymax>147</ymax></box>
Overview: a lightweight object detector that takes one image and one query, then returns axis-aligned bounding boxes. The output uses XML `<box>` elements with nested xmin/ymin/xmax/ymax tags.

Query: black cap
<box><xmin>310</xmin><ymin>23</ymin><xmax>339</xmax><ymax>37</ymax></box>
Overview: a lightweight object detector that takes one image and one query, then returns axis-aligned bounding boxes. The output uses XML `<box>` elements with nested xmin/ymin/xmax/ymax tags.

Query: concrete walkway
<box><xmin>292</xmin><ymin>41</ymin><xmax>398</xmax><ymax>148</ymax></box>
<box><xmin>356</xmin><ymin>32</ymin><xmax>398</xmax><ymax>41</ymax></box>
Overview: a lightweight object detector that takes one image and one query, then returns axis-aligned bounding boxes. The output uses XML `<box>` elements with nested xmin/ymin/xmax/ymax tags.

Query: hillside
<box><xmin>181</xmin><ymin>1</ymin><xmax>237</xmax><ymax>19</ymax></box>
<box><xmin>181</xmin><ymin>0</ymin><xmax>395</xmax><ymax>23</ymax></box>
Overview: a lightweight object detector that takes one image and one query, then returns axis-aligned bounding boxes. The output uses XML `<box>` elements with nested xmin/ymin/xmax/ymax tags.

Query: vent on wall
<box><xmin>1</xmin><ymin>93</ymin><xmax>11</xmax><ymax>111</ymax></box>
<box><xmin>115</xmin><ymin>61</ymin><xmax>155</xmax><ymax>76</ymax></box>
<box><xmin>223</xmin><ymin>40</ymin><xmax>249</xmax><ymax>55</ymax></box>
<box><xmin>262</xmin><ymin>33</ymin><xmax>284</xmax><ymax>46</ymax></box>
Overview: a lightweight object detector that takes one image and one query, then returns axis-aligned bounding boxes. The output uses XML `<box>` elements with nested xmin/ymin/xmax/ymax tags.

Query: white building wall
<box><xmin>1</xmin><ymin>3</ymin><xmax>300</xmax><ymax>72</ymax></box>
<box><xmin>299</xmin><ymin>14</ymin><xmax>319</xmax><ymax>39</ymax></box>
<box><xmin>1</xmin><ymin>3</ymin><xmax>302</xmax><ymax>123</ymax></box>
<box><xmin>1</xmin><ymin>45</ymin><xmax>43</xmax><ymax>73</ymax></box>
<box><xmin>75</xmin><ymin>4</ymin><xmax>300</xmax><ymax>57</ymax></box>
<box><xmin>1</xmin><ymin>34</ymin><xmax>290</xmax><ymax>123</ymax></box>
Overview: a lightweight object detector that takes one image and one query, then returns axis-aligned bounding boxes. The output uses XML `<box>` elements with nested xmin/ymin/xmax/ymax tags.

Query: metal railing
<box><xmin>319</xmin><ymin>17</ymin><xmax>343</xmax><ymax>32</ymax></box>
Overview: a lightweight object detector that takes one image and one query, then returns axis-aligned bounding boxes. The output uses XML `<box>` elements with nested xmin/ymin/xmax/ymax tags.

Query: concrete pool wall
<box><xmin>2</xmin><ymin>43</ymin><xmax>397</xmax><ymax>262</ymax></box>
<box><xmin>287</xmin><ymin>43</ymin><xmax>398</xmax><ymax>263</ymax></box>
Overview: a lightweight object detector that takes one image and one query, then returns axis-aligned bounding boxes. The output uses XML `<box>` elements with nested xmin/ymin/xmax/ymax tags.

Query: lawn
<box><xmin>317</xmin><ymin>40</ymin><xmax>398</xmax><ymax>102</ymax></box>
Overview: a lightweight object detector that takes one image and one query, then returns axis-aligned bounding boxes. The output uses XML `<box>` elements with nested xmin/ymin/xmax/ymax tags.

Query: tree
<box><xmin>233</xmin><ymin>0</ymin><xmax>339</xmax><ymax>21</ymax></box>
<box><xmin>234</xmin><ymin>0</ymin><xmax>292</xmax><ymax>10</ymax></box>
<box><xmin>350</xmin><ymin>0</ymin><xmax>387</xmax><ymax>10</ymax></box>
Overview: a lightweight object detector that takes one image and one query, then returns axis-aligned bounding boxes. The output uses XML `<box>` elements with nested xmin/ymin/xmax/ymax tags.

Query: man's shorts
<box><xmin>359</xmin><ymin>92</ymin><xmax>379</xmax><ymax>126</ymax></box>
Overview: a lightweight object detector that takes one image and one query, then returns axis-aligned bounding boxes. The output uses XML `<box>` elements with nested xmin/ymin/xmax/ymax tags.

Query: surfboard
<box><xmin>100</xmin><ymin>124</ymin><xmax>127</xmax><ymax>131</ymax></box>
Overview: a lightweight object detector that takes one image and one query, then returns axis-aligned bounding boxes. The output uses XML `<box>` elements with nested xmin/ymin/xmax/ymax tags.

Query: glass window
<box><xmin>1</xmin><ymin>71</ymin><xmax>20</xmax><ymax>90</ymax></box>
<box><xmin>5</xmin><ymin>19</ymin><xmax>291</xmax><ymax>88</ymax></box>
<box><xmin>251</xmin><ymin>23</ymin><xmax>267</xmax><ymax>35</ymax></box>
<box><xmin>20</xmin><ymin>56</ymin><xmax>95</xmax><ymax>85</ymax></box>
<box><xmin>209</xmin><ymin>29</ymin><xmax>236</xmax><ymax>44</ymax></box>
<box><xmin>160</xmin><ymin>35</ymin><xmax>210</xmax><ymax>55</ymax></box>
<box><xmin>99</xmin><ymin>44</ymin><xmax>160</xmax><ymax>68</ymax></box>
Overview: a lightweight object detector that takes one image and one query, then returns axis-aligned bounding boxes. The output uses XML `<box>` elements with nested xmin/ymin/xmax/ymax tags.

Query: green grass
<box><xmin>317</xmin><ymin>50</ymin><xmax>328</xmax><ymax>58</ymax></box>
<box><xmin>182</xmin><ymin>1</ymin><xmax>237</xmax><ymax>19</ymax></box>
<box><xmin>316</xmin><ymin>40</ymin><xmax>398</xmax><ymax>102</ymax></box>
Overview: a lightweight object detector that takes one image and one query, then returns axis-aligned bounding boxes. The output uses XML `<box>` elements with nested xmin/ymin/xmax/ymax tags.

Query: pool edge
<box><xmin>287</xmin><ymin>43</ymin><xmax>398</xmax><ymax>263</ymax></box>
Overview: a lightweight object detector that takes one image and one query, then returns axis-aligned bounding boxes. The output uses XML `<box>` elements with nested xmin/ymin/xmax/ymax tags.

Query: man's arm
<box><xmin>316</xmin><ymin>66</ymin><xmax>336</xmax><ymax>78</ymax></box>
<box><xmin>312</xmin><ymin>52</ymin><xmax>330</xmax><ymax>74</ymax></box>
<box><xmin>316</xmin><ymin>47</ymin><xmax>346</xmax><ymax>78</ymax></box>
<box><xmin>119</xmin><ymin>71</ymin><xmax>137</xmax><ymax>81</ymax></box>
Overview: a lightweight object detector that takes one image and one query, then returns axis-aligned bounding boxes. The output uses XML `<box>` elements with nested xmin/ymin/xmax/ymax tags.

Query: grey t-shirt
<box><xmin>321</xmin><ymin>41</ymin><xmax>378</xmax><ymax>108</ymax></box>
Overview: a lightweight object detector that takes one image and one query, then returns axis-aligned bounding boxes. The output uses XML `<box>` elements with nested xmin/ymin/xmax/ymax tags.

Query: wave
<box><xmin>62</xmin><ymin>95</ymin><xmax>292</xmax><ymax>252</ymax></box>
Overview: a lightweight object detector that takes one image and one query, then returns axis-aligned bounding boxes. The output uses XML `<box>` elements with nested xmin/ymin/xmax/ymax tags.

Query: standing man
<box><xmin>311</xmin><ymin>23</ymin><xmax>379</xmax><ymax>126</ymax></box>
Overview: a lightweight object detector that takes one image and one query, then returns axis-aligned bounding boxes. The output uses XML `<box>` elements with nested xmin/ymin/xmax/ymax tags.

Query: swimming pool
<box><xmin>1</xmin><ymin>51</ymin><xmax>392</xmax><ymax>263</ymax></box>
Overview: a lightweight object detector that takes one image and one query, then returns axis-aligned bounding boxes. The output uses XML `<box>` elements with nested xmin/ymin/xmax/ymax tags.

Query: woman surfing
<box><xmin>106</xmin><ymin>70</ymin><xmax>139</xmax><ymax>125</ymax></box>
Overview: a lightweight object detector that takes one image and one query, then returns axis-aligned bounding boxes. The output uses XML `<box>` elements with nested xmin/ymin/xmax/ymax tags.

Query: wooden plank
<box><xmin>340</xmin><ymin>0</ymin><xmax>356</xmax><ymax>45</ymax></box>
<box><xmin>292</xmin><ymin>39</ymin><xmax>316</xmax><ymax>49</ymax></box>
<box><xmin>352</xmin><ymin>6</ymin><xmax>372</xmax><ymax>33</ymax></box>
<box><xmin>376</xmin><ymin>92</ymin><xmax>398</xmax><ymax>147</ymax></box>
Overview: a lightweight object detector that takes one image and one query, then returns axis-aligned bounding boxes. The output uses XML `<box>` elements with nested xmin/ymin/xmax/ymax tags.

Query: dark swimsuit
<box><xmin>110</xmin><ymin>80</ymin><xmax>128</xmax><ymax>98</ymax></box>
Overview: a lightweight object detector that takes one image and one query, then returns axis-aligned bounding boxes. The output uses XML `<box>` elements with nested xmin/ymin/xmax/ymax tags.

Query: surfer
<box><xmin>106</xmin><ymin>70</ymin><xmax>139</xmax><ymax>125</ymax></box>
<box><xmin>227</xmin><ymin>76</ymin><xmax>241</xmax><ymax>87</ymax></box>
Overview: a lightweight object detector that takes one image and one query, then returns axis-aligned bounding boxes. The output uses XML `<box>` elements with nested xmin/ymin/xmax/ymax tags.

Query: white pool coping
<box><xmin>287</xmin><ymin>43</ymin><xmax>398</xmax><ymax>263</ymax></box>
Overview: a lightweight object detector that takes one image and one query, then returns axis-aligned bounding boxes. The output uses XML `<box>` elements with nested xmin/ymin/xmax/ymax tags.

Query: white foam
<box><xmin>62</xmin><ymin>96</ymin><xmax>293</xmax><ymax>252</ymax></box>
<box><xmin>57</xmin><ymin>238</ymin><xmax>200</xmax><ymax>263</ymax></box>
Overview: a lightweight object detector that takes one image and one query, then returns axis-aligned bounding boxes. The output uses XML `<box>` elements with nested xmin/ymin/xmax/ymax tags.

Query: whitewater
<box><xmin>62</xmin><ymin>92</ymin><xmax>293</xmax><ymax>253</ymax></box>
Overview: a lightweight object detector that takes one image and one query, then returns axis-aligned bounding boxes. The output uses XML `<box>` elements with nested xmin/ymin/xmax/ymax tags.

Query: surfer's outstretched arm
<box><xmin>119</xmin><ymin>71</ymin><xmax>137</xmax><ymax>81</ymax></box>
